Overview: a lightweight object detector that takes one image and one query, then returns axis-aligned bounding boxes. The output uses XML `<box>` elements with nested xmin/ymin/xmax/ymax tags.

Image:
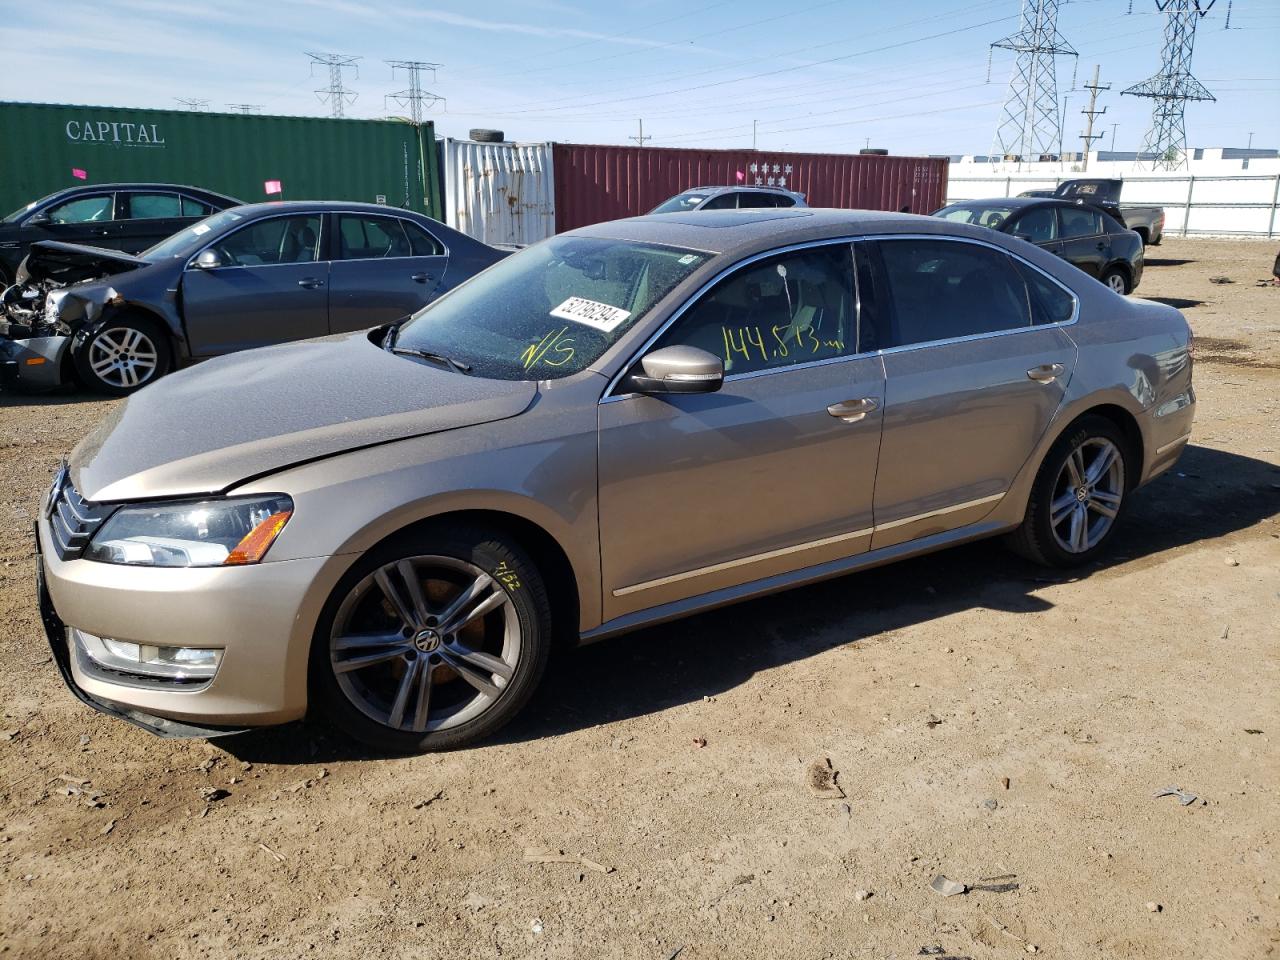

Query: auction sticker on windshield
<box><xmin>550</xmin><ymin>297</ymin><xmax>631</xmax><ymax>333</ymax></box>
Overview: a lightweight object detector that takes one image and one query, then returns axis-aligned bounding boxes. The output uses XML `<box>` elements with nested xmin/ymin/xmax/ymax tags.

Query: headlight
<box><xmin>45</xmin><ymin>289</ymin><xmax>67</xmax><ymax>323</ymax></box>
<box><xmin>84</xmin><ymin>495</ymin><xmax>293</xmax><ymax>567</ymax></box>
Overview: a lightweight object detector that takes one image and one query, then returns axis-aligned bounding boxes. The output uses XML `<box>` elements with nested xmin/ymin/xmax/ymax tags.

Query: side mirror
<box><xmin>191</xmin><ymin>249</ymin><xmax>224</xmax><ymax>270</ymax></box>
<box><xmin>630</xmin><ymin>345</ymin><xmax>724</xmax><ymax>395</ymax></box>
<box><xmin>26</xmin><ymin>211</ymin><xmax>51</xmax><ymax>226</ymax></box>
<box><xmin>1013</xmin><ymin>232</ymin><xmax>1033</xmax><ymax>243</ymax></box>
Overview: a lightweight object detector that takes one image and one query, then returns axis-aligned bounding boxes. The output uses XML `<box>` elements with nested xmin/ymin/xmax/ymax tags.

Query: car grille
<box><xmin>45</xmin><ymin>464</ymin><xmax>113</xmax><ymax>561</ymax></box>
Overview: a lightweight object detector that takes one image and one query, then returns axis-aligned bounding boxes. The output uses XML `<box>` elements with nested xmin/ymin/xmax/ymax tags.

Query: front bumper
<box><xmin>1</xmin><ymin>336</ymin><xmax>71</xmax><ymax>391</ymax></box>
<box><xmin>36</xmin><ymin>515</ymin><xmax>332</xmax><ymax>734</ymax></box>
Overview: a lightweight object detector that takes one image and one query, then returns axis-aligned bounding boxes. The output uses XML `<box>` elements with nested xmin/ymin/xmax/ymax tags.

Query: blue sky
<box><xmin>1</xmin><ymin>0</ymin><xmax>1276</xmax><ymax>154</ymax></box>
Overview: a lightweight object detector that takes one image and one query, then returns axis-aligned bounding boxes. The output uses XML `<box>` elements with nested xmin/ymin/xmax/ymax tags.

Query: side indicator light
<box><xmin>224</xmin><ymin>510</ymin><xmax>292</xmax><ymax>565</ymax></box>
<box><xmin>25</xmin><ymin>357</ymin><xmax>47</xmax><ymax>366</ymax></box>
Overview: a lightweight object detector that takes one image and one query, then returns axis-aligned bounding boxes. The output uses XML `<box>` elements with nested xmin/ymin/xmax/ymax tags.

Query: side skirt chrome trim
<box><xmin>1155</xmin><ymin>432</ymin><xmax>1192</xmax><ymax>456</ymax></box>
<box><xmin>612</xmin><ymin>492</ymin><xmax>1005</xmax><ymax>598</ymax></box>
<box><xmin>585</xmin><ymin>518</ymin><xmax>1014</xmax><ymax>643</ymax></box>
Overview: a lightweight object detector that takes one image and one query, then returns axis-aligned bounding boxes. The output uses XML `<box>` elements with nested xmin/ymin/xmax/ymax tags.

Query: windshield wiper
<box><xmin>389</xmin><ymin>346</ymin><xmax>472</xmax><ymax>374</ymax></box>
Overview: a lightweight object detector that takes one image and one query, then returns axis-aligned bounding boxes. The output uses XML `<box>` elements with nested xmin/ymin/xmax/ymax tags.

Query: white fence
<box><xmin>443</xmin><ymin>139</ymin><xmax>556</xmax><ymax>247</ymax></box>
<box><xmin>946</xmin><ymin>174</ymin><xmax>1280</xmax><ymax>238</ymax></box>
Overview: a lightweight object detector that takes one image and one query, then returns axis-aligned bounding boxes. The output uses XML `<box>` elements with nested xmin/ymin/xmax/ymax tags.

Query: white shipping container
<box><xmin>444</xmin><ymin>139</ymin><xmax>555</xmax><ymax>247</ymax></box>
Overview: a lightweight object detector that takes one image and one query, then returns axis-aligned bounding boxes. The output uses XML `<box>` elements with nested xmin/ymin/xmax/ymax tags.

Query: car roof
<box><xmin>943</xmin><ymin>197</ymin><xmax>1074</xmax><ymax>211</ymax></box>
<box><xmin>680</xmin><ymin>185</ymin><xmax>803</xmax><ymax>196</ymax></box>
<box><xmin>223</xmin><ymin>200</ymin><xmax>436</xmax><ymax>219</ymax></box>
<box><xmin>568</xmin><ymin>207</ymin><xmax>1019</xmax><ymax>257</ymax></box>
<box><xmin>40</xmin><ymin>183</ymin><xmax>238</xmax><ymax>202</ymax></box>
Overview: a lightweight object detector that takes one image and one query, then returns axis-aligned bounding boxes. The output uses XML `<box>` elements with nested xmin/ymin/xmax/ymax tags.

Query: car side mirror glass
<box><xmin>191</xmin><ymin>249</ymin><xmax>224</xmax><ymax>270</ymax></box>
<box><xmin>26</xmin><ymin>211</ymin><xmax>51</xmax><ymax>226</ymax></box>
<box><xmin>630</xmin><ymin>345</ymin><xmax>724</xmax><ymax>395</ymax></box>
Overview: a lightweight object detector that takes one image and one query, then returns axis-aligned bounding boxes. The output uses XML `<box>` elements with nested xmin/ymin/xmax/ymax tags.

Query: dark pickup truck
<box><xmin>1018</xmin><ymin>178</ymin><xmax>1165</xmax><ymax>245</ymax></box>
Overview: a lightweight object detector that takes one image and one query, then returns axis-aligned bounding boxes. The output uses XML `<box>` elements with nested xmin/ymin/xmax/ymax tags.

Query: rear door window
<box><xmin>338</xmin><ymin>215</ymin><xmax>413</xmax><ymax>260</ymax></box>
<box><xmin>1012</xmin><ymin>259</ymin><xmax>1076</xmax><ymax>325</ymax></box>
<box><xmin>737</xmin><ymin>192</ymin><xmax>780</xmax><ymax>209</ymax></box>
<box><xmin>1058</xmin><ymin>206</ymin><xmax>1103</xmax><ymax>239</ymax></box>
<box><xmin>874</xmin><ymin>239</ymin><xmax>1032</xmax><ymax>347</ymax></box>
<box><xmin>123</xmin><ymin>193</ymin><xmax>182</xmax><ymax>220</ymax></box>
<box><xmin>181</xmin><ymin>195</ymin><xmax>216</xmax><ymax>217</ymax></box>
<box><xmin>402</xmin><ymin>220</ymin><xmax>445</xmax><ymax>256</ymax></box>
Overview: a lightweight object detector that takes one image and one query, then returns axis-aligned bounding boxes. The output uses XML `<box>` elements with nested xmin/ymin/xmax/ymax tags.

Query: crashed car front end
<box><xmin>1</xmin><ymin>241</ymin><xmax>144</xmax><ymax>390</ymax></box>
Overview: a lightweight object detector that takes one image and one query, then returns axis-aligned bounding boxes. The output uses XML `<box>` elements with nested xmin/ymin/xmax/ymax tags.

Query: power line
<box><xmin>1123</xmin><ymin>1</ymin><xmax>1217</xmax><ymax>169</ymax></box>
<box><xmin>990</xmin><ymin>0</ymin><xmax>1078</xmax><ymax>162</ymax></box>
<box><xmin>307</xmin><ymin>52</ymin><xmax>361</xmax><ymax>119</ymax></box>
<box><xmin>174</xmin><ymin>97</ymin><xmax>210</xmax><ymax>112</ymax></box>
<box><xmin>385</xmin><ymin>60</ymin><xmax>444</xmax><ymax>123</ymax></box>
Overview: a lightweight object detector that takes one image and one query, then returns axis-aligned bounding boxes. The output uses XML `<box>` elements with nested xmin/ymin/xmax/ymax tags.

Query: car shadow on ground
<box><xmin>1143</xmin><ymin>258</ymin><xmax>1194</xmax><ymax>268</ymax></box>
<box><xmin>220</xmin><ymin>444</ymin><xmax>1280</xmax><ymax>764</ymax></box>
<box><xmin>1143</xmin><ymin>296</ymin><xmax>1205</xmax><ymax>309</ymax></box>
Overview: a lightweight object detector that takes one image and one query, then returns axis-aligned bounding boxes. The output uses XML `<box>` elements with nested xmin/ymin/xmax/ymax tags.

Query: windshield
<box><xmin>934</xmin><ymin>204</ymin><xmax>1015</xmax><ymax>230</ymax></box>
<box><xmin>650</xmin><ymin>193</ymin><xmax>707</xmax><ymax>214</ymax></box>
<box><xmin>2</xmin><ymin>201</ymin><xmax>39</xmax><ymax>224</ymax></box>
<box><xmin>394</xmin><ymin>236</ymin><xmax>711</xmax><ymax>380</ymax></box>
<box><xmin>141</xmin><ymin>208</ymin><xmax>246</xmax><ymax>259</ymax></box>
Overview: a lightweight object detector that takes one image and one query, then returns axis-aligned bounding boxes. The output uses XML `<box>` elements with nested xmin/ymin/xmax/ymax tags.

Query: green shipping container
<box><xmin>0</xmin><ymin>101</ymin><xmax>441</xmax><ymax>220</ymax></box>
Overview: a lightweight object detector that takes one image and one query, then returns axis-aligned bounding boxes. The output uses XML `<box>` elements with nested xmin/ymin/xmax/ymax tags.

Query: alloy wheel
<box><xmin>1106</xmin><ymin>272</ymin><xmax>1127</xmax><ymax>294</ymax></box>
<box><xmin>88</xmin><ymin>327</ymin><xmax>159</xmax><ymax>389</ymax></box>
<box><xmin>329</xmin><ymin>556</ymin><xmax>521</xmax><ymax>733</ymax></box>
<box><xmin>1049</xmin><ymin>437</ymin><xmax>1125</xmax><ymax>554</ymax></box>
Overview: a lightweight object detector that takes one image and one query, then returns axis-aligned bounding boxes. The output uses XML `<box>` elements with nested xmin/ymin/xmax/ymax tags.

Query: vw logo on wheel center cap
<box><xmin>413</xmin><ymin>628</ymin><xmax>442</xmax><ymax>652</ymax></box>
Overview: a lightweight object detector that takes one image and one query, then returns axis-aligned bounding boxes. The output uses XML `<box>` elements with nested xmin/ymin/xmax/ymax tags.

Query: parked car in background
<box><xmin>36</xmin><ymin>208</ymin><xmax>1195</xmax><ymax>752</ymax></box>
<box><xmin>1017</xmin><ymin>178</ymin><xmax>1165</xmax><ymax>245</ymax></box>
<box><xmin>932</xmin><ymin>197</ymin><xmax>1144</xmax><ymax>294</ymax></box>
<box><xmin>0</xmin><ymin>183</ymin><xmax>240</xmax><ymax>286</ymax></box>
<box><xmin>1</xmin><ymin>201</ymin><xmax>507</xmax><ymax>394</ymax></box>
<box><xmin>650</xmin><ymin>185</ymin><xmax>807</xmax><ymax>213</ymax></box>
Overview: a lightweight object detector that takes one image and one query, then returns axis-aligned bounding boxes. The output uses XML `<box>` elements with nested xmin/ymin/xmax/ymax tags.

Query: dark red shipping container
<box><xmin>552</xmin><ymin>143</ymin><xmax>949</xmax><ymax>233</ymax></box>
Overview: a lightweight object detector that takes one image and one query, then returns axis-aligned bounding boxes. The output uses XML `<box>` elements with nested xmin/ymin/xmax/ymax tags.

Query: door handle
<box><xmin>1027</xmin><ymin>363</ymin><xmax>1065</xmax><ymax>383</ymax></box>
<box><xmin>1096</xmin><ymin>242</ymin><xmax>1106</xmax><ymax>251</ymax></box>
<box><xmin>297</xmin><ymin>277</ymin><xmax>325</xmax><ymax>289</ymax></box>
<box><xmin>410</xmin><ymin>272</ymin><xmax>434</xmax><ymax>284</ymax></box>
<box><xmin>827</xmin><ymin>397</ymin><xmax>880</xmax><ymax>422</ymax></box>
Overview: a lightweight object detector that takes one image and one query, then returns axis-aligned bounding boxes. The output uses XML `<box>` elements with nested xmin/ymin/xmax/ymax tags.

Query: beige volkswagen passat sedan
<box><xmin>36</xmin><ymin>209</ymin><xmax>1196</xmax><ymax>751</ymax></box>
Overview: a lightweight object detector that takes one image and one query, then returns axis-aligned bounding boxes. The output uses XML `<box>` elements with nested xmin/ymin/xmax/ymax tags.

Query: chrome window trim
<box><xmin>188</xmin><ymin>210</ymin><xmax>328</xmax><ymax>270</ymax></box>
<box><xmin>601</xmin><ymin>232</ymin><xmax>1079</xmax><ymax>403</ymax></box>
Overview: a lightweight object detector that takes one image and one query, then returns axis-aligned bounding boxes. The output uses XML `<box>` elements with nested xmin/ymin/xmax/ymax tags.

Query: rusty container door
<box><xmin>443</xmin><ymin>139</ymin><xmax>555</xmax><ymax>246</ymax></box>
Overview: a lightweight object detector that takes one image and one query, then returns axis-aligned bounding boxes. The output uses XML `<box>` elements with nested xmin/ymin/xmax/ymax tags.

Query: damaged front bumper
<box><xmin>1</xmin><ymin>335</ymin><xmax>71</xmax><ymax>390</ymax></box>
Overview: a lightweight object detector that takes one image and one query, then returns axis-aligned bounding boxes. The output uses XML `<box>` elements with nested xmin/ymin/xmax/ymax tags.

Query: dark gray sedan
<box><xmin>3</xmin><ymin>201</ymin><xmax>506</xmax><ymax>394</ymax></box>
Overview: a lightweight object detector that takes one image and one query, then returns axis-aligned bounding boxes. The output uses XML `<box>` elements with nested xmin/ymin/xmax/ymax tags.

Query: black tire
<box><xmin>469</xmin><ymin>128</ymin><xmax>505</xmax><ymax>143</ymax></box>
<box><xmin>1005</xmin><ymin>415</ymin><xmax>1132</xmax><ymax>568</ymax></box>
<box><xmin>73</xmin><ymin>314</ymin><xmax>172</xmax><ymax>396</ymax></box>
<box><xmin>1100</xmin><ymin>266</ymin><xmax>1130</xmax><ymax>295</ymax></box>
<box><xmin>310</xmin><ymin>523</ymin><xmax>552</xmax><ymax>753</ymax></box>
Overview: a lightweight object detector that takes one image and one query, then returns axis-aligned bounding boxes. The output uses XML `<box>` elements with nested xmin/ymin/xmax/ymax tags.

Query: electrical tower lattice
<box><xmin>307</xmin><ymin>53</ymin><xmax>361</xmax><ymax>119</ymax></box>
<box><xmin>990</xmin><ymin>0</ymin><xmax>1077</xmax><ymax>162</ymax></box>
<box><xmin>386</xmin><ymin>61</ymin><xmax>444</xmax><ymax>124</ymax></box>
<box><xmin>1122</xmin><ymin>1</ymin><xmax>1216</xmax><ymax>170</ymax></box>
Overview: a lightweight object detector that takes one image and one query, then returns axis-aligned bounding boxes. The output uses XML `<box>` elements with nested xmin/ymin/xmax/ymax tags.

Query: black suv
<box><xmin>0</xmin><ymin>183</ymin><xmax>239</xmax><ymax>285</ymax></box>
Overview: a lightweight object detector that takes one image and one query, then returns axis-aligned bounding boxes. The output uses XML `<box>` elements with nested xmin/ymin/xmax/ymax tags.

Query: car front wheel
<box><xmin>310</xmin><ymin>525</ymin><xmax>552</xmax><ymax>752</ymax></box>
<box><xmin>1006</xmin><ymin>415</ymin><xmax>1131</xmax><ymax>567</ymax></box>
<box><xmin>74</xmin><ymin>315</ymin><xmax>172</xmax><ymax>395</ymax></box>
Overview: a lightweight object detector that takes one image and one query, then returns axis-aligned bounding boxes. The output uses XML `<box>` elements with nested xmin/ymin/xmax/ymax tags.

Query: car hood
<box><xmin>70</xmin><ymin>332</ymin><xmax>538</xmax><ymax>502</ymax></box>
<box><xmin>19</xmin><ymin>240</ymin><xmax>150</xmax><ymax>284</ymax></box>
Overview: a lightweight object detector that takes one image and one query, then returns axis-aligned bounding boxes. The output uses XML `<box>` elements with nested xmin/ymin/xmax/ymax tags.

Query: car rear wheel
<box><xmin>1006</xmin><ymin>415</ymin><xmax>1130</xmax><ymax>567</ymax></box>
<box><xmin>311</xmin><ymin>525</ymin><xmax>551</xmax><ymax>752</ymax></box>
<box><xmin>74</xmin><ymin>315</ymin><xmax>172</xmax><ymax>395</ymax></box>
<box><xmin>1101</xmin><ymin>267</ymin><xmax>1130</xmax><ymax>295</ymax></box>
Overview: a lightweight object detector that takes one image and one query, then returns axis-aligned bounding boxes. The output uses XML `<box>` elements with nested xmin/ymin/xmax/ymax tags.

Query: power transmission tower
<box><xmin>1122</xmin><ymin>1</ymin><xmax>1216</xmax><ymax>170</ymax></box>
<box><xmin>1078</xmin><ymin>64</ymin><xmax>1110</xmax><ymax>169</ymax></box>
<box><xmin>174</xmin><ymin>97</ymin><xmax>210</xmax><ymax>112</ymax></box>
<box><xmin>226</xmin><ymin>103</ymin><xmax>263</xmax><ymax>114</ymax></box>
<box><xmin>629</xmin><ymin>119</ymin><xmax>651</xmax><ymax>146</ymax></box>
<box><xmin>990</xmin><ymin>0</ymin><xmax>1078</xmax><ymax>164</ymax></box>
<box><xmin>307</xmin><ymin>52</ymin><xmax>361</xmax><ymax>118</ymax></box>
<box><xmin>385</xmin><ymin>61</ymin><xmax>444</xmax><ymax>123</ymax></box>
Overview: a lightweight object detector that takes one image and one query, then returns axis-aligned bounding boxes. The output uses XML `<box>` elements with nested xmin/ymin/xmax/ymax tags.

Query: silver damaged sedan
<box><xmin>36</xmin><ymin>209</ymin><xmax>1196</xmax><ymax>751</ymax></box>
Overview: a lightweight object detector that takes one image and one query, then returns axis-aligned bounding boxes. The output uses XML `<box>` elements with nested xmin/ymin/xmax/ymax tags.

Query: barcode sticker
<box><xmin>550</xmin><ymin>296</ymin><xmax>631</xmax><ymax>333</ymax></box>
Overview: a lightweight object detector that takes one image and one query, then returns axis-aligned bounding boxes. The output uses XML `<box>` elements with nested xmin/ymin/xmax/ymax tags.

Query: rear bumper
<box><xmin>1139</xmin><ymin>385</ymin><xmax>1196</xmax><ymax>485</ymax></box>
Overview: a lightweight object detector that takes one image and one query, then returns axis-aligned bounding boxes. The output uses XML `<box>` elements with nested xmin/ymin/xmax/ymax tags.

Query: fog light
<box><xmin>74</xmin><ymin>628</ymin><xmax>222</xmax><ymax>683</ymax></box>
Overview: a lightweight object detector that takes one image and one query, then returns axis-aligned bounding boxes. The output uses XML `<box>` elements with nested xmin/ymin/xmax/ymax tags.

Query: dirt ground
<box><xmin>0</xmin><ymin>238</ymin><xmax>1277</xmax><ymax>960</ymax></box>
